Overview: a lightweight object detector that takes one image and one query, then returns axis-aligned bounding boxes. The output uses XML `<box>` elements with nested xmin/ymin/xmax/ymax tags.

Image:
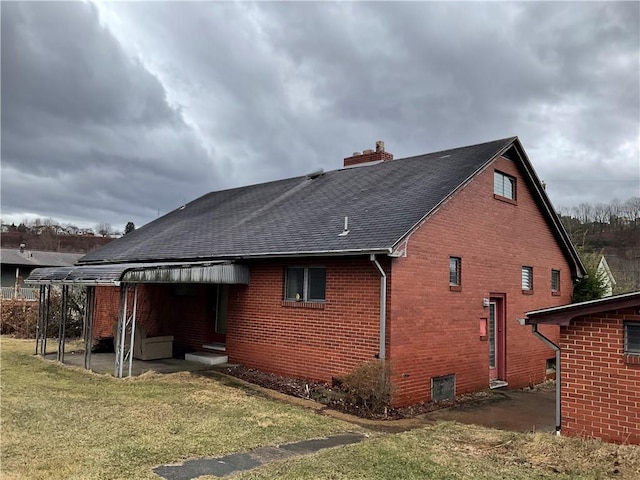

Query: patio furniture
<box><xmin>113</xmin><ymin>324</ymin><xmax>174</xmax><ymax>361</ymax></box>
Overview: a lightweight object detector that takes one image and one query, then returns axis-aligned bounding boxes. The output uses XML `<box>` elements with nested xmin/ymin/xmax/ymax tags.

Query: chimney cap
<box><xmin>376</xmin><ymin>140</ymin><xmax>385</xmax><ymax>152</ymax></box>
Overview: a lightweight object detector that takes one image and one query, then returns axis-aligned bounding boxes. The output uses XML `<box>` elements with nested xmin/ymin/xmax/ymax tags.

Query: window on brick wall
<box><xmin>449</xmin><ymin>257</ymin><xmax>461</xmax><ymax>289</ymax></box>
<box><xmin>494</xmin><ymin>171</ymin><xmax>516</xmax><ymax>200</ymax></box>
<box><xmin>285</xmin><ymin>266</ymin><xmax>326</xmax><ymax>302</ymax></box>
<box><xmin>522</xmin><ymin>266</ymin><xmax>533</xmax><ymax>292</ymax></box>
<box><xmin>624</xmin><ymin>322</ymin><xmax>640</xmax><ymax>355</ymax></box>
<box><xmin>551</xmin><ymin>269</ymin><xmax>560</xmax><ymax>294</ymax></box>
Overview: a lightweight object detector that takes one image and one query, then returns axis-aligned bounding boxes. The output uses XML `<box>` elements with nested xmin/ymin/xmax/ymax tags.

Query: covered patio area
<box><xmin>42</xmin><ymin>350</ymin><xmax>227</xmax><ymax>376</ymax></box>
<box><xmin>26</xmin><ymin>260</ymin><xmax>249</xmax><ymax>378</ymax></box>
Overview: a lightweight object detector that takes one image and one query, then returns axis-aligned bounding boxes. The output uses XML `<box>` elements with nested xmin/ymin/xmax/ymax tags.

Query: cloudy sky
<box><xmin>2</xmin><ymin>1</ymin><xmax>639</xmax><ymax>232</ymax></box>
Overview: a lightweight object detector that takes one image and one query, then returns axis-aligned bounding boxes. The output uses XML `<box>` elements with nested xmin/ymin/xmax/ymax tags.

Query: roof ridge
<box><xmin>393</xmin><ymin>136</ymin><xmax>517</xmax><ymax>163</ymax></box>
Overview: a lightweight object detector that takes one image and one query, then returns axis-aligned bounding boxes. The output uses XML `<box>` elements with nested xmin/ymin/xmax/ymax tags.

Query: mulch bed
<box><xmin>220</xmin><ymin>365</ymin><xmax>506</xmax><ymax>420</ymax></box>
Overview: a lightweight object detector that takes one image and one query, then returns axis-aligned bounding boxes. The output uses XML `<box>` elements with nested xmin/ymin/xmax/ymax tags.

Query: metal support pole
<box><xmin>43</xmin><ymin>285</ymin><xmax>50</xmax><ymax>355</ymax></box>
<box><xmin>128</xmin><ymin>285</ymin><xmax>138</xmax><ymax>377</ymax></box>
<box><xmin>83</xmin><ymin>287</ymin><xmax>96</xmax><ymax>370</ymax></box>
<box><xmin>35</xmin><ymin>285</ymin><xmax>45</xmax><ymax>355</ymax></box>
<box><xmin>115</xmin><ymin>285</ymin><xmax>130</xmax><ymax>378</ymax></box>
<box><xmin>57</xmin><ymin>285</ymin><xmax>68</xmax><ymax>363</ymax></box>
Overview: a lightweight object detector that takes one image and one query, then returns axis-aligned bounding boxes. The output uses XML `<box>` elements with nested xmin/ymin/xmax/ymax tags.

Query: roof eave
<box><xmin>525</xmin><ymin>291</ymin><xmax>640</xmax><ymax>325</ymax></box>
<box><xmin>509</xmin><ymin>139</ymin><xmax>586</xmax><ymax>279</ymax></box>
<box><xmin>77</xmin><ymin>247</ymin><xmax>394</xmax><ymax>266</ymax></box>
<box><xmin>391</xmin><ymin>137</ymin><xmax>517</xmax><ymax>251</ymax></box>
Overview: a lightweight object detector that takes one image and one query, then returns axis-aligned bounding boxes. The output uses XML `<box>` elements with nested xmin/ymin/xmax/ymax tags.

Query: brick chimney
<box><xmin>343</xmin><ymin>140</ymin><xmax>393</xmax><ymax>167</ymax></box>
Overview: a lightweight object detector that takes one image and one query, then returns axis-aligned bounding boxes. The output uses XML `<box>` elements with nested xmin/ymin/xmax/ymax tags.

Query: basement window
<box><xmin>432</xmin><ymin>374</ymin><xmax>456</xmax><ymax>401</ymax></box>
<box><xmin>494</xmin><ymin>171</ymin><xmax>516</xmax><ymax>201</ymax></box>
<box><xmin>546</xmin><ymin>357</ymin><xmax>557</xmax><ymax>374</ymax></box>
<box><xmin>624</xmin><ymin>322</ymin><xmax>640</xmax><ymax>355</ymax></box>
<box><xmin>285</xmin><ymin>266</ymin><xmax>326</xmax><ymax>302</ymax></box>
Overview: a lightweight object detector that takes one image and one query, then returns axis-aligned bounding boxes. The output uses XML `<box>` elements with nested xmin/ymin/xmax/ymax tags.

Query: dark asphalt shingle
<box><xmin>80</xmin><ymin>137</ymin><xmax>516</xmax><ymax>264</ymax></box>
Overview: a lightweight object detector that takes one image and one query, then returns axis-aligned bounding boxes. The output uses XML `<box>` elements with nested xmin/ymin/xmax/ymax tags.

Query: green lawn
<box><xmin>2</xmin><ymin>337</ymin><xmax>639</xmax><ymax>480</ymax></box>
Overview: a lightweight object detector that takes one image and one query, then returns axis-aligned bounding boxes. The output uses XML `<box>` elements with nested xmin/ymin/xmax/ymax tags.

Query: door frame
<box><xmin>489</xmin><ymin>293</ymin><xmax>507</xmax><ymax>381</ymax></box>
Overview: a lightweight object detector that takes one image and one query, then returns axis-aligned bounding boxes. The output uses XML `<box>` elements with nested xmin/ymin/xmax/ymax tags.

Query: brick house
<box><xmin>526</xmin><ymin>292</ymin><xmax>640</xmax><ymax>444</ymax></box>
<box><xmin>27</xmin><ymin>137</ymin><xmax>584</xmax><ymax>407</ymax></box>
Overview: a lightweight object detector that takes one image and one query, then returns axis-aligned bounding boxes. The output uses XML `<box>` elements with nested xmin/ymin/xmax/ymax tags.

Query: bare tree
<box><xmin>96</xmin><ymin>222</ymin><xmax>112</xmax><ymax>237</ymax></box>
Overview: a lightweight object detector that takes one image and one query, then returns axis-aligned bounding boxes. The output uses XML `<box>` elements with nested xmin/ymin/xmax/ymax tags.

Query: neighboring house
<box><xmin>605</xmin><ymin>255</ymin><xmax>640</xmax><ymax>295</ymax></box>
<box><xmin>597</xmin><ymin>256</ymin><xmax>616</xmax><ymax>297</ymax></box>
<box><xmin>526</xmin><ymin>292</ymin><xmax>640</xmax><ymax>444</ymax></box>
<box><xmin>1</xmin><ymin>246</ymin><xmax>83</xmax><ymax>300</ymax></box>
<box><xmin>27</xmin><ymin>137</ymin><xmax>585</xmax><ymax>407</ymax></box>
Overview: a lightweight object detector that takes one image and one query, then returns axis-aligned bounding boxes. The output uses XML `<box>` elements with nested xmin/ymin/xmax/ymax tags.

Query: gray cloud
<box><xmin>1</xmin><ymin>1</ymin><xmax>638</xmax><ymax>230</ymax></box>
<box><xmin>1</xmin><ymin>1</ymin><xmax>217</xmax><ymax>229</ymax></box>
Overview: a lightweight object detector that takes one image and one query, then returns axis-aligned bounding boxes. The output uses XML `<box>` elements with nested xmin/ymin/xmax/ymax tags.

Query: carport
<box><xmin>26</xmin><ymin>261</ymin><xmax>249</xmax><ymax>377</ymax></box>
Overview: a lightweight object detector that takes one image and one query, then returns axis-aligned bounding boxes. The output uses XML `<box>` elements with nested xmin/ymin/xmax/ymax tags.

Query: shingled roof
<box><xmin>1</xmin><ymin>248</ymin><xmax>83</xmax><ymax>267</ymax></box>
<box><xmin>79</xmin><ymin>136</ymin><xmax>583</xmax><ymax>276</ymax></box>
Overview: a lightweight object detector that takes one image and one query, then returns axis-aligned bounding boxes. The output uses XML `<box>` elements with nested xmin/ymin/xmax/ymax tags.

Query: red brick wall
<box><xmin>560</xmin><ymin>308</ymin><xmax>640</xmax><ymax>444</ymax></box>
<box><xmin>226</xmin><ymin>257</ymin><xmax>385</xmax><ymax>382</ymax></box>
<box><xmin>94</xmin><ymin>286</ymin><xmax>120</xmax><ymax>339</ymax></box>
<box><xmin>93</xmin><ymin>284</ymin><xmax>173</xmax><ymax>341</ymax></box>
<box><xmin>389</xmin><ymin>155</ymin><xmax>573</xmax><ymax>406</ymax></box>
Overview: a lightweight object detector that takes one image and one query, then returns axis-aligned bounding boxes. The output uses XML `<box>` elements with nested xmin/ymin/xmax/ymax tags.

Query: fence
<box><xmin>1</xmin><ymin>286</ymin><xmax>39</xmax><ymax>302</ymax></box>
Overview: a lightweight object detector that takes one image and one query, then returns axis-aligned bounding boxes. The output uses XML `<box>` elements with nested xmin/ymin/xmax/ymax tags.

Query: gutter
<box><xmin>530</xmin><ymin>324</ymin><xmax>561</xmax><ymax>435</ymax></box>
<box><xmin>370</xmin><ymin>254</ymin><xmax>387</xmax><ymax>360</ymax></box>
<box><xmin>79</xmin><ymin>248</ymin><xmax>394</xmax><ymax>266</ymax></box>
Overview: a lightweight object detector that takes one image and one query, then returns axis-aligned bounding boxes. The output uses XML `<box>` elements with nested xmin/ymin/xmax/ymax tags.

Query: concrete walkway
<box><xmin>153</xmin><ymin>433</ymin><xmax>366</xmax><ymax>479</ymax></box>
<box><xmin>424</xmin><ymin>389</ymin><xmax>556</xmax><ymax>433</ymax></box>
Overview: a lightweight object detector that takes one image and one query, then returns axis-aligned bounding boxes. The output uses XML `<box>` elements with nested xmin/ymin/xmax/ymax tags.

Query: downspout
<box><xmin>370</xmin><ymin>254</ymin><xmax>386</xmax><ymax>360</ymax></box>
<box><xmin>531</xmin><ymin>324</ymin><xmax>561</xmax><ymax>435</ymax></box>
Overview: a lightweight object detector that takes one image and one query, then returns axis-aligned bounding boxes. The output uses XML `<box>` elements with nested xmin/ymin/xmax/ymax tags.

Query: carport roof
<box><xmin>525</xmin><ymin>291</ymin><xmax>640</xmax><ymax>326</ymax></box>
<box><xmin>25</xmin><ymin>261</ymin><xmax>250</xmax><ymax>286</ymax></box>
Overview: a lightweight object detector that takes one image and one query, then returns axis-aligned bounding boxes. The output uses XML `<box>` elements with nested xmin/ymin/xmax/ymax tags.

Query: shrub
<box><xmin>338</xmin><ymin>359</ymin><xmax>393</xmax><ymax>415</ymax></box>
<box><xmin>1</xmin><ymin>287</ymin><xmax>85</xmax><ymax>339</ymax></box>
<box><xmin>1</xmin><ymin>299</ymin><xmax>40</xmax><ymax>337</ymax></box>
<box><xmin>573</xmin><ymin>249</ymin><xmax>609</xmax><ymax>302</ymax></box>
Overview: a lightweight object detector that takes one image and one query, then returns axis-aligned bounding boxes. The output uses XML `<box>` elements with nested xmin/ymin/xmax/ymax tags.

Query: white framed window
<box><xmin>551</xmin><ymin>269</ymin><xmax>560</xmax><ymax>293</ymax></box>
<box><xmin>494</xmin><ymin>171</ymin><xmax>516</xmax><ymax>200</ymax></box>
<box><xmin>285</xmin><ymin>266</ymin><xmax>326</xmax><ymax>302</ymax></box>
<box><xmin>522</xmin><ymin>266</ymin><xmax>533</xmax><ymax>291</ymax></box>
<box><xmin>624</xmin><ymin>322</ymin><xmax>640</xmax><ymax>355</ymax></box>
<box><xmin>449</xmin><ymin>257</ymin><xmax>461</xmax><ymax>287</ymax></box>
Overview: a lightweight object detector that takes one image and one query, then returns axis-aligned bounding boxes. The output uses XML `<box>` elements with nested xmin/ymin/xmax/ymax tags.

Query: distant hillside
<box><xmin>0</xmin><ymin>231</ymin><xmax>113</xmax><ymax>254</ymax></box>
<box><xmin>558</xmin><ymin>196</ymin><xmax>640</xmax><ymax>293</ymax></box>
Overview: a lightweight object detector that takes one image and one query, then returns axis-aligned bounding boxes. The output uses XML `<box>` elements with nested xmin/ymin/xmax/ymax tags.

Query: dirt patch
<box><xmin>219</xmin><ymin>365</ymin><xmax>505</xmax><ymax>420</ymax></box>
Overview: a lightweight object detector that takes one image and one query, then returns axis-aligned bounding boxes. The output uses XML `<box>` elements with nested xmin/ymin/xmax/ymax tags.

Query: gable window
<box><xmin>522</xmin><ymin>266</ymin><xmax>533</xmax><ymax>292</ymax></box>
<box><xmin>551</xmin><ymin>269</ymin><xmax>560</xmax><ymax>294</ymax></box>
<box><xmin>494</xmin><ymin>171</ymin><xmax>516</xmax><ymax>200</ymax></box>
<box><xmin>449</xmin><ymin>257</ymin><xmax>461</xmax><ymax>290</ymax></box>
<box><xmin>285</xmin><ymin>266</ymin><xmax>326</xmax><ymax>302</ymax></box>
<box><xmin>624</xmin><ymin>322</ymin><xmax>640</xmax><ymax>355</ymax></box>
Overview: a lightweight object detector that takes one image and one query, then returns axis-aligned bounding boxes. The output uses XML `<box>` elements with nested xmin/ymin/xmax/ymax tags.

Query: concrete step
<box><xmin>185</xmin><ymin>352</ymin><xmax>229</xmax><ymax>366</ymax></box>
<box><xmin>490</xmin><ymin>379</ymin><xmax>509</xmax><ymax>389</ymax></box>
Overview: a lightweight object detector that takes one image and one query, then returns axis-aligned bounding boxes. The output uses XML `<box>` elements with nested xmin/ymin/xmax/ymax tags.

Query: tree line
<box><xmin>2</xmin><ymin>218</ymin><xmax>135</xmax><ymax>237</ymax></box>
<box><xmin>558</xmin><ymin>196</ymin><xmax>640</xmax><ymax>230</ymax></box>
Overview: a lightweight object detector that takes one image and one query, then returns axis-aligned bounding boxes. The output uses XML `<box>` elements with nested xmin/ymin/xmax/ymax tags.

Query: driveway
<box><xmin>424</xmin><ymin>389</ymin><xmax>556</xmax><ymax>433</ymax></box>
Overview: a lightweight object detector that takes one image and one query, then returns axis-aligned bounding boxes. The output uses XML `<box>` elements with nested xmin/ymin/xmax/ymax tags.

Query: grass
<box><xmin>2</xmin><ymin>337</ymin><xmax>639</xmax><ymax>480</ymax></box>
<box><xmin>233</xmin><ymin>421</ymin><xmax>640</xmax><ymax>480</ymax></box>
<box><xmin>0</xmin><ymin>337</ymin><xmax>356</xmax><ymax>479</ymax></box>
